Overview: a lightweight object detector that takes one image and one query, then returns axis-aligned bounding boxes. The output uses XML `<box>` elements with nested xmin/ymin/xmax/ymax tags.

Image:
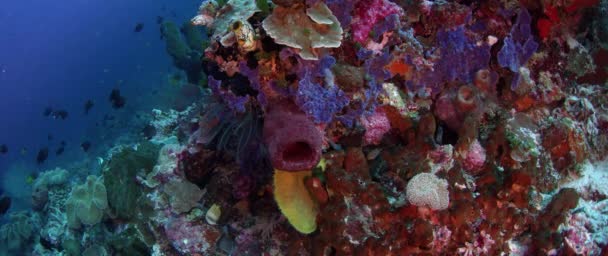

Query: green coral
<box><xmin>102</xmin><ymin>142</ymin><xmax>160</xmax><ymax>220</ymax></box>
<box><xmin>82</xmin><ymin>245</ymin><xmax>108</xmax><ymax>256</ymax></box>
<box><xmin>161</xmin><ymin>21</ymin><xmax>206</xmax><ymax>84</ymax></box>
<box><xmin>0</xmin><ymin>211</ymin><xmax>34</xmax><ymax>254</ymax></box>
<box><xmin>61</xmin><ymin>239</ymin><xmax>82</xmax><ymax>256</ymax></box>
<box><xmin>66</xmin><ymin>175</ymin><xmax>108</xmax><ymax>229</ymax></box>
<box><xmin>161</xmin><ymin>21</ymin><xmax>190</xmax><ymax>65</ymax></box>
<box><xmin>107</xmin><ymin>224</ymin><xmax>150</xmax><ymax>256</ymax></box>
<box><xmin>181</xmin><ymin>21</ymin><xmax>205</xmax><ymax>52</ymax></box>
<box><xmin>164</xmin><ymin>179</ymin><xmax>205</xmax><ymax>214</ymax></box>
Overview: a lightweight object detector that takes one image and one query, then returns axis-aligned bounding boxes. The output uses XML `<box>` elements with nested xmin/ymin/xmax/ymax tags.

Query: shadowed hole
<box><xmin>282</xmin><ymin>141</ymin><xmax>314</xmax><ymax>163</ymax></box>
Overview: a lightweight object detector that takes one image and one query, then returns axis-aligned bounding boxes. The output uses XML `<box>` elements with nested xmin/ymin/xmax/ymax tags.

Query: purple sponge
<box><xmin>263</xmin><ymin>101</ymin><xmax>322</xmax><ymax>171</ymax></box>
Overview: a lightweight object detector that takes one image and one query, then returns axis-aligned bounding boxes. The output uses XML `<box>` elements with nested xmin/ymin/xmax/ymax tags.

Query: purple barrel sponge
<box><xmin>263</xmin><ymin>101</ymin><xmax>322</xmax><ymax>171</ymax></box>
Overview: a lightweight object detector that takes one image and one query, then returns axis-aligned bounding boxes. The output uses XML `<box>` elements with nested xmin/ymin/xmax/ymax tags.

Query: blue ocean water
<box><xmin>0</xmin><ymin>0</ymin><xmax>199</xmax><ymax>207</ymax></box>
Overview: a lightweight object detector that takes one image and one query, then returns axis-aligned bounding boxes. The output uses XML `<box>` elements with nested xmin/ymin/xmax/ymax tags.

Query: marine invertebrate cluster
<box><xmin>180</xmin><ymin>0</ymin><xmax>608</xmax><ymax>253</ymax></box>
<box><xmin>14</xmin><ymin>0</ymin><xmax>608</xmax><ymax>255</ymax></box>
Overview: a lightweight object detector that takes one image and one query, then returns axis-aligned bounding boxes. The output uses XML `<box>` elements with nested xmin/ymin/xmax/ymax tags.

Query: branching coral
<box><xmin>262</xmin><ymin>2</ymin><xmax>343</xmax><ymax>60</ymax></box>
<box><xmin>295</xmin><ymin>58</ymin><xmax>350</xmax><ymax>123</ymax></box>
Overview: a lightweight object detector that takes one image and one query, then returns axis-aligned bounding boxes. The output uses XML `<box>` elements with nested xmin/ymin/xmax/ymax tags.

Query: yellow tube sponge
<box><xmin>273</xmin><ymin>169</ymin><xmax>318</xmax><ymax>234</ymax></box>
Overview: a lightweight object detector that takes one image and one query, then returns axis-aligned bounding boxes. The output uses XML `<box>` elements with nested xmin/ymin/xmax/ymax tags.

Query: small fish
<box><xmin>0</xmin><ymin>196</ymin><xmax>11</xmax><ymax>216</ymax></box>
<box><xmin>56</xmin><ymin>147</ymin><xmax>64</xmax><ymax>156</ymax></box>
<box><xmin>156</xmin><ymin>16</ymin><xmax>164</xmax><ymax>24</ymax></box>
<box><xmin>134</xmin><ymin>23</ymin><xmax>144</xmax><ymax>32</ymax></box>
<box><xmin>43</xmin><ymin>107</ymin><xmax>53</xmax><ymax>117</ymax></box>
<box><xmin>84</xmin><ymin>99</ymin><xmax>94</xmax><ymax>114</ymax></box>
<box><xmin>0</xmin><ymin>144</ymin><xmax>7</xmax><ymax>154</ymax></box>
<box><xmin>51</xmin><ymin>110</ymin><xmax>69</xmax><ymax>120</ymax></box>
<box><xmin>109</xmin><ymin>89</ymin><xmax>126</xmax><ymax>109</ymax></box>
<box><xmin>81</xmin><ymin>141</ymin><xmax>91</xmax><ymax>152</ymax></box>
<box><xmin>25</xmin><ymin>174</ymin><xmax>36</xmax><ymax>185</ymax></box>
<box><xmin>36</xmin><ymin>148</ymin><xmax>49</xmax><ymax>164</ymax></box>
<box><xmin>48</xmin><ymin>134</ymin><xmax>53</xmax><ymax>140</ymax></box>
<box><xmin>60</xmin><ymin>140</ymin><xmax>66</xmax><ymax>147</ymax></box>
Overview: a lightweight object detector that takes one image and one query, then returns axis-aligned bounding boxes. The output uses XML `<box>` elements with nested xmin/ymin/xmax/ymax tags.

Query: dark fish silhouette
<box><xmin>0</xmin><ymin>144</ymin><xmax>7</xmax><ymax>154</ymax></box>
<box><xmin>56</xmin><ymin>147</ymin><xmax>64</xmax><ymax>156</ymax></box>
<box><xmin>156</xmin><ymin>16</ymin><xmax>164</xmax><ymax>24</ymax></box>
<box><xmin>109</xmin><ymin>89</ymin><xmax>126</xmax><ymax>109</ymax></box>
<box><xmin>36</xmin><ymin>148</ymin><xmax>49</xmax><ymax>164</ymax></box>
<box><xmin>134</xmin><ymin>23</ymin><xmax>144</xmax><ymax>32</ymax></box>
<box><xmin>81</xmin><ymin>141</ymin><xmax>91</xmax><ymax>152</ymax></box>
<box><xmin>84</xmin><ymin>100</ymin><xmax>94</xmax><ymax>114</ymax></box>
<box><xmin>43</xmin><ymin>107</ymin><xmax>53</xmax><ymax>117</ymax></box>
<box><xmin>48</xmin><ymin>134</ymin><xmax>53</xmax><ymax>140</ymax></box>
<box><xmin>60</xmin><ymin>140</ymin><xmax>66</xmax><ymax>147</ymax></box>
<box><xmin>103</xmin><ymin>114</ymin><xmax>115</xmax><ymax>121</ymax></box>
<box><xmin>39</xmin><ymin>237</ymin><xmax>55</xmax><ymax>250</ymax></box>
<box><xmin>51</xmin><ymin>110</ymin><xmax>69</xmax><ymax>120</ymax></box>
<box><xmin>0</xmin><ymin>196</ymin><xmax>10</xmax><ymax>216</ymax></box>
<box><xmin>142</xmin><ymin>125</ymin><xmax>157</xmax><ymax>140</ymax></box>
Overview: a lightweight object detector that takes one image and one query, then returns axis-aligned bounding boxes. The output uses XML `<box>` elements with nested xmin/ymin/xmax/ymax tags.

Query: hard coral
<box><xmin>263</xmin><ymin>101</ymin><xmax>322</xmax><ymax>171</ymax></box>
<box><xmin>262</xmin><ymin>2</ymin><xmax>343</xmax><ymax>60</ymax></box>
<box><xmin>192</xmin><ymin>0</ymin><xmax>260</xmax><ymax>41</ymax></box>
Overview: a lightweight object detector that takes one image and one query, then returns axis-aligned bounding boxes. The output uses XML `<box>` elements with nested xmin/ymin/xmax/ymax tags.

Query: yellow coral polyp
<box><xmin>273</xmin><ymin>169</ymin><xmax>318</xmax><ymax>234</ymax></box>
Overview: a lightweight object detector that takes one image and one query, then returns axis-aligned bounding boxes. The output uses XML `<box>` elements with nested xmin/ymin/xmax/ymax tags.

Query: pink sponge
<box><xmin>361</xmin><ymin>107</ymin><xmax>391</xmax><ymax>145</ymax></box>
<box><xmin>352</xmin><ymin>0</ymin><xmax>404</xmax><ymax>44</ymax></box>
<box><xmin>263</xmin><ymin>101</ymin><xmax>322</xmax><ymax>171</ymax></box>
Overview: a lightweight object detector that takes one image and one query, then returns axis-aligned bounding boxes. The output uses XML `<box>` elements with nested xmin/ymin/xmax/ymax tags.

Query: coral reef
<box><xmin>12</xmin><ymin>0</ymin><xmax>608</xmax><ymax>255</ymax></box>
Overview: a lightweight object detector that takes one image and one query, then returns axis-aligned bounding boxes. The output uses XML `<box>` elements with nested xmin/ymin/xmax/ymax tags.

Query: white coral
<box><xmin>406</xmin><ymin>173</ymin><xmax>450</xmax><ymax>210</ymax></box>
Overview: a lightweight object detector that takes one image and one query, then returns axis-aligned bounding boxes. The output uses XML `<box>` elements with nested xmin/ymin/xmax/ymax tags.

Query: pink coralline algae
<box><xmin>263</xmin><ymin>101</ymin><xmax>322</xmax><ymax>171</ymax></box>
<box><xmin>352</xmin><ymin>0</ymin><xmax>404</xmax><ymax>44</ymax></box>
<box><xmin>461</xmin><ymin>139</ymin><xmax>486</xmax><ymax>173</ymax></box>
<box><xmin>164</xmin><ymin>215</ymin><xmax>220</xmax><ymax>254</ymax></box>
<box><xmin>360</xmin><ymin>107</ymin><xmax>391</xmax><ymax>145</ymax></box>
